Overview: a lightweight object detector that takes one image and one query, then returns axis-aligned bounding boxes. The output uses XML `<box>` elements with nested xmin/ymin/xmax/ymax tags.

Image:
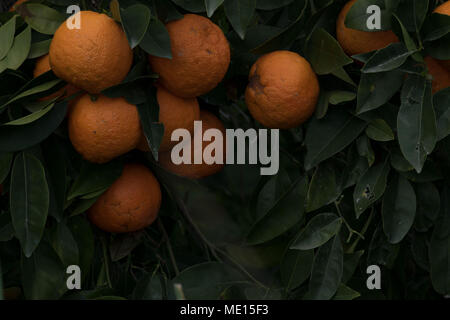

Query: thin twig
<box><xmin>158</xmin><ymin>218</ymin><xmax>180</xmax><ymax>276</ymax></box>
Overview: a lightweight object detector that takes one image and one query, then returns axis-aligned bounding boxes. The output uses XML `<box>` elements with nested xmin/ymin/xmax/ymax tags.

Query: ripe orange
<box><xmin>68</xmin><ymin>94</ymin><xmax>141</xmax><ymax>164</ymax></box>
<box><xmin>137</xmin><ymin>86</ymin><xmax>200</xmax><ymax>152</ymax></box>
<box><xmin>159</xmin><ymin>110</ymin><xmax>225</xmax><ymax>179</ymax></box>
<box><xmin>336</xmin><ymin>0</ymin><xmax>399</xmax><ymax>56</ymax></box>
<box><xmin>148</xmin><ymin>14</ymin><xmax>230</xmax><ymax>98</ymax></box>
<box><xmin>425</xmin><ymin>56</ymin><xmax>450</xmax><ymax>94</ymax></box>
<box><xmin>49</xmin><ymin>11</ymin><xmax>133</xmax><ymax>94</ymax></box>
<box><xmin>245</xmin><ymin>50</ymin><xmax>319</xmax><ymax>129</ymax></box>
<box><xmin>33</xmin><ymin>54</ymin><xmax>80</xmax><ymax>102</ymax></box>
<box><xmin>433</xmin><ymin>1</ymin><xmax>450</xmax><ymax>71</ymax></box>
<box><xmin>88</xmin><ymin>163</ymin><xmax>161</xmax><ymax>233</ymax></box>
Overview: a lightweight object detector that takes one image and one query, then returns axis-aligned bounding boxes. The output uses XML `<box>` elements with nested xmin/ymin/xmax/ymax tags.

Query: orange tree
<box><xmin>0</xmin><ymin>0</ymin><xmax>449</xmax><ymax>300</ymax></box>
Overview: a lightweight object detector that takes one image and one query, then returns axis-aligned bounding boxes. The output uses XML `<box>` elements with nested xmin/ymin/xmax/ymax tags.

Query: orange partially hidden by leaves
<box><xmin>433</xmin><ymin>1</ymin><xmax>450</xmax><ymax>71</ymax></box>
<box><xmin>159</xmin><ymin>110</ymin><xmax>225</xmax><ymax>179</ymax></box>
<box><xmin>425</xmin><ymin>56</ymin><xmax>450</xmax><ymax>94</ymax></box>
<box><xmin>138</xmin><ymin>86</ymin><xmax>200</xmax><ymax>153</ymax></box>
<box><xmin>68</xmin><ymin>94</ymin><xmax>141</xmax><ymax>164</ymax></box>
<box><xmin>148</xmin><ymin>14</ymin><xmax>230</xmax><ymax>98</ymax></box>
<box><xmin>9</xmin><ymin>0</ymin><xmax>27</xmax><ymax>12</ymax></box>
<box><xmin>336</xmin><ymin>0</ymin><xmax>399</xmax><ymax>56</ymax></box>
<box><xmin>245</xmin><ymin>50</ymin><xmax>319</xmax><ymax>129</ymax></box>
<box><xmin>33</xmin><ymin>54</ymin><xmax>80</xmax><ymax>103</ymax></box>
<box><xmin>88</xmin><ymin>163</ymin><xmax>162</xmax><ymax>233</ymax></box>
<box><xmin>49</xmin><ymin>11</ymin><xmax>133</xmax><ymax>94</ymax></box>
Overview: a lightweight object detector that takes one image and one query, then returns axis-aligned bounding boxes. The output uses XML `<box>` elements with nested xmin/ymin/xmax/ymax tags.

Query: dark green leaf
<box><xmin>281</xmin><ymin>249</ymin><xmax>313</xmax><ymax>291</ymax></box>
<box><xmin>23</xmin><ymin>3</ymin><xmax>65</xmax><ymax>35</ymax></box>
<box><xmin>309</xmin><ymin>236</ymin><xmax>343</xmax><ymax>300</ymax></box>
<box><xmin>397</xmin><ymin>75</ymin><xmax>437</xmax><ymax>173</ymax></box>
<box><xmin>10</xmin><ymin>153</ymin><xmax>49</xmax><ymax>257</ymax></box>
<box><xmin>365</xmin><ymin>118</ymin><xmax>394</xmax><ymax>141</ymax></box>
<box><xmin>362</xmin><ymin>43</ymin><xmax>413</xmax><ymax>73</ymax></box>
<box><xmin>246</xmin><ymin>176</ymin><xmax>308</xmax><ymax>245</ymax></box>
<box><xmin>382</xmin><ymin>174</ymin><xmax>416</xmax><ymax>244</ymax></box>
<box><xmin>224</xmin><ymin>0</ymin><xmax>256</xmax><ymax>39</ymax></box>
<box><xmin>0</xmin><ymin>16</ymin><xmax>16</xmax><ymax>60</ymax></box>
<box><xmin>353</xmin><ymin>159</ymin><xmax>390</xmax><ymax>218</ymax></box>
<box><xmin>291</xmin><ymin>213</ymin><xmax>342</xmax><ymax>250</ymax></box>
<box><xmin>140</xmin><ymin>18</ymin><xmax>172</xmax><ymax>59</ymax></box>
<box><xmin>121</xmin><ymin>4</ymin><xmax>151</xmax><ymax>49</ymax></box>
<box><xmin>304</xmin><ymin>110</ymin><xmax>367</xmax><ymax>170</ymax></box>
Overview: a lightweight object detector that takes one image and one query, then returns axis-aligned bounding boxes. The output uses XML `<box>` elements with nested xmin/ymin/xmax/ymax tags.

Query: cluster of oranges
<box><xmin>12</xmin><ymin>0</ymin><xmax>449</xmax><ymax>234</ymax></box>
<box><xmin>336</xmin><ymin>0</ymin><xmax>450</xmax><ymax>93</ymax></box>
<box><xmin>28</xmin><ymin>8</ymin><xmax>233</xmax><ymax>233</ymax></box>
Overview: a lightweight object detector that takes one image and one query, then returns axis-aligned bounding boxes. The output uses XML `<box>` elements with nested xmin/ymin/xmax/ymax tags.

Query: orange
<box><xmin>68</xmin><ymin>94</ymin><xmax>141</xmax><ymax>164</ymax></box>
<box><xmin>245</xmin><ymin>50</ymin><xmax>319</xmax><ymax>129</ymax></box>
<box><xmin>433</xmin><ymin>1</ymin><xmax>450</xmax><ymax>71</ymax></box>
<box><xmin>9</xmin><ymin>0</ymin><xmax>27</xmax><ymax>12</ymax></box>
<box><xmin>336</xmin><ymin>0</ymin><xmax>399</xmax><ymax>56</ymax></box>
<box><xmin>33</xmin><ymin>54</ymin><xmax>80</xmax><ymax>103</ymax></box>
<box><xmin>137</xmin><ymin>86</ymin><xmax>200</xmax><ymax>152</ymax></box>
<box><xmin>159</xmin><ymin>110</ymin><xmax>225</xmax><ymax>179</ymax></box>
<box><xmin>148</xmin><ymin>14</ymin><xmax>230</xmax><ymax>98</ymax></box>
<box><xmin>88</xmin><ymin>163</ymin><xmax>161</xmax><ymax>233</ymax></box>
<box><xmin>49</xmin><ymin>11</ymin><xmax>133</xmax><ymax>94</ymax></box>
<box><xmin>425</xmin><ymin>56</ymin><xmax>450</xmax><ymax>94</ymax></box>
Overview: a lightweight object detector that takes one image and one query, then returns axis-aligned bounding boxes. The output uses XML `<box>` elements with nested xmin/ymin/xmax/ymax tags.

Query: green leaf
<box><xmin>10</xmin><ymin>153</ymin><xmax>49</xmax><ymax>257</ymax></box>
<box><xmin>23</xmin><ymin>3</ymin><xmax>65</xmax><ymax>35</ymax></box>
<box><xmin>281</xmin><ymin>249</ymin><xmax>313</xmax><ymax>291</ymax></box>
<box><xmin>304</xmin><ymin>110</ymin><xmax>367</xmax><ymax>170</ymax></box>
<box><xmin>345</xmin><ymin>0</ymin><xmax>392</xmax><ymax>31</ymax></box>
<box><xmin>49</xmin><ymin>222</ymin><xmax>79</xmax><ymax>266</ymax></box>
<box><xmin>256</xmin><ymin>0</ymin><xmax>294</xmax><ymax>10</ymax></box>
<box><xmin>171</xmin><ymin>0</ymin><xmax>205</xmax><ymax>12</ymax></box>
<box><xmin>356</xmin><ymin>70</ymin><xmax>404</xmax><ymax>114</ymax></box>
<box><xmin>0</xmin><ymin>153</ymin><xmax>13</xmax><ymax>184</ymax></box>
<box><xmin>137</xmin><ymin>87</ymin><xmax>164</xmax><ymax>161</ymax></box>
<box><xmin>362</xmin><ymin>43</ymin><xmax>414</xmax><ymax>73</ymax></box>
<box><xmin>353</xmin><ymin>158</ymin><xmax>390</xmax><ymax>218</ymax></box>
<box><xmin>305</xmin><ymin>28</ymin><xmax>352</xmax><ymax>75</ymax></box>
<box><xmin>27</xmin><ymin>38</ymin><xmax>51</xmax><ymax>59</ymax></box>
<box><xmin>291</xmin><ymin>213</ymin><xmax>342</xmax><ymax>250</ymax></box>
<box><xmin>367</xmin><ymin>225</ymin><xmax>400</xmax><ymax>267</ymax></box>
<box><xmin>67</xmin><ymin>160</ymin><xmax>123</xmax><ymax>200</ymax></box>
<box><xmin>306</xmin><ymin>163</ymin><xmax>340</xmax><ymax>212</ymax></box>
<box><xmin>356</xmin><ymin>135</ymin><xmax>375</xmax><ymax>167</ymax></box>
<box><xmin>434</xmin><ymin>88</ymin><xmax>450</xmax><ymax>141</ymax></box>
<box><xmin>0</xmin><ymin>26</ymin><xmax>31</xmax><ymax>73</ymax></box>
<box><xmin>397</xmin><ymin>74</ymin><xmax>437</xmax><ymax>173</ymax></box>
<box><xmin>140</xmin><ymin>18</ymin><xmax>172</xmax><ymax>59</ymax></box>
<box><xmin>342</xmin><ymin>250</ymin><xmax>364</xmax><ymax>283</ymax></box>
<box><xmin>309</xmin><ymin>236</ymin><xmax>343</xmax><ymax>300</ymax></box>
<box><xmin>365</xmin><ymin>118</ymin><xmax>394</xmax><ymax>141</ymax></box>
<box><xmin>3</xmin><ymin>103</ymin><xmax>54</xmax><ymax>126</ymax></box>
<box><xmin>120</xmin><ymin>4</ymin><xmax>151</xmax><ymax>49</ymax></box>
<box><xmin>0</xmin><ymin>101</ymin><xmax>67</xmax><ymax>152</ymax></box>
<box><xmin>224</xmin><ymin>0</ymin><xmax>256</xmax><ymax>39</ymax></box>
<box><xmin>395</xmin><ymin>0</ymin><xmax>428</xmax><ymax>33</ymax></box>
<box><xmin>205</xmin><ymin>0</ymin><xmax>224</xmax><ymax>17</ymax></box>
<box><xmin>382</xmin><ymin>174</ymin><xmax>416</xmax><ymax>244</ymax></box>
<box><xmin>0</xmin><ymin>16</ymin><xmax>16</xmax><ymax>60</ymax></box>
<box><xmin>67</xmin><ymin>216</ymin><xmax>94</xmax><ymax>281</ymax></box>
<box><xmin>429</xmin><ymin>200</ymin><xmax>450</xmax><ymax>295</ymax></box>
<box><xmin>246</xmin><ymin>176</ymin><xmax>308</xmax><ymax>245</ymax></box>
<box><xmin>251</xmin><ymin>0</ymin><xmax>307</xmax><ymax>54</ymax></box>
<box><xmin>423</xmin><ymin>12</ymin><xmax>450</xmax><ymax>41</ymax></box>
<box><xmin>0</xmin><ymin>79</ymin><xmax>61</xmax><ymax>110</ymax></box>
<box><xmin>332</xmin><ymin>284</ymin><xmax>360</xmax><ymax>300</ymax></box>
<box><xmin>21</xmin><ymin>241</ymin><xmax>67</xmax><ymax>299</ymax></box>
